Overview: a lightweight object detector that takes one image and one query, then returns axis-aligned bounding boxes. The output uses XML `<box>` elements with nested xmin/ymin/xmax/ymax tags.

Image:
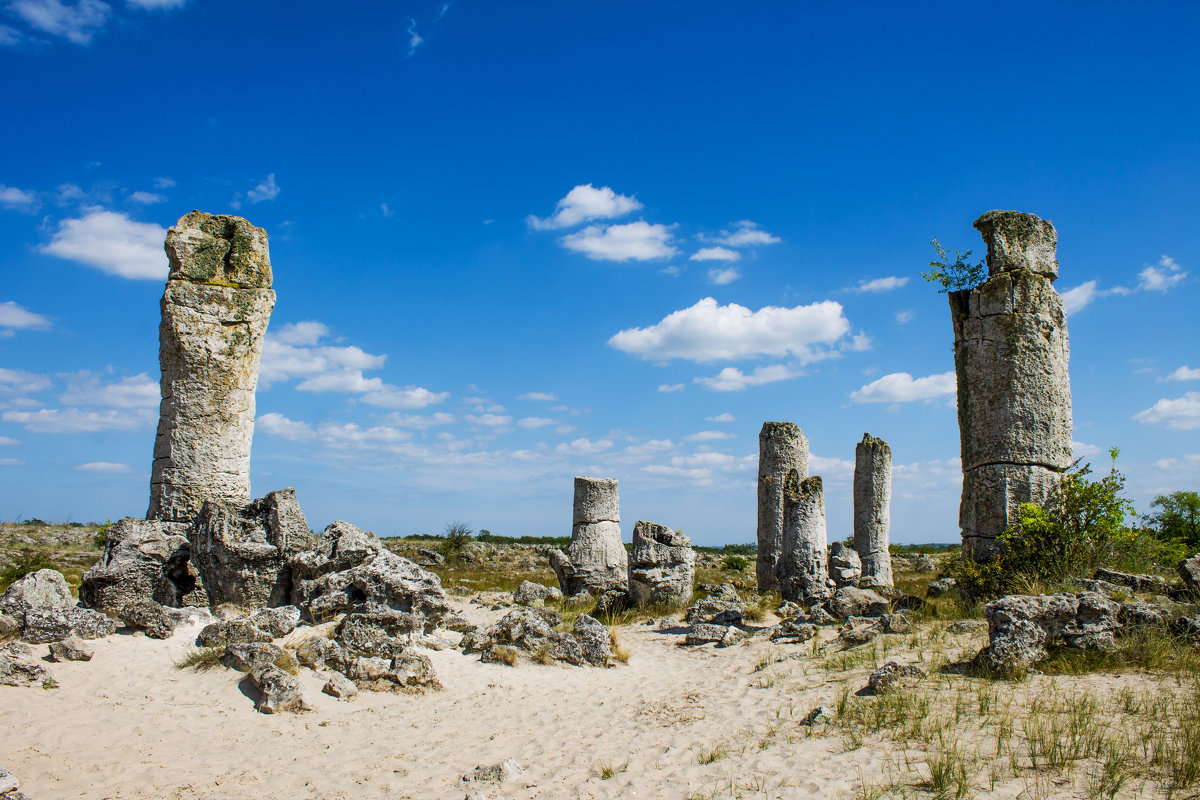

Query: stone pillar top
<box><xmin>859</xmin><ymin>432</ymin><xmax>890</xmax><ymax>452</ymax></box>
<box><xmin>165</xmin><ymin>210</ymin><xmax>273</xmax><ymax>289</ymax></box>
<box><xmin>972</xmin><ymin>210</ymin><xmax>1058</xmax><ymax>281</ymax></box>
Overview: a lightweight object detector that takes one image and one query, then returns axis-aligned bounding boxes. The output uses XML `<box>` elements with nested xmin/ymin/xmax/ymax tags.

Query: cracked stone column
<box><xmin>756</xmin><ymin>421</ymin><xmax>809</xmax><ymax>591</ymax></box>
<box><xmin>777</xmin><ymin>471</ymin><xmax>828</xmax><ymax>602</ymax></box>
<box><xmin>147</xmin><ymin>211</ymin><xmax>276</xmax><ymax>522</ymax></box>
<box><xmin>951</xmin><ymin>210</ymin><xmax>1072</xmax><ymax>558</ymax></box>
<box><xmin>854</xmin><ymin>433</ymin><xmax>892</xmax><ymax>587</ymax></box>
<box><xmin>548</xmin><ymin>476</ymin><xmax>628</xmax><ymax>596</ymax></box>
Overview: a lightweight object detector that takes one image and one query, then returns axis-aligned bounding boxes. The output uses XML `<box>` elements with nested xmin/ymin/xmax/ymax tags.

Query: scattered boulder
<box><xmin>322</xmin><ymin>671</ymin><xmax>358</xmax><ymax>700</ymax></box>
<box><xmin>78</xmin><ymin>517</ymin><xmax>196</xmax><ymax>614</ymax></box>
<box><xmin>1094</xmin><ymin>568</ymin><xmax>1166</xmax><ymax>594</ymax></box>
<box><xmin>827</xmin><ymin>542</ymin><xmax>862</xmax><ymax>588</ymax></box>
<box><xmin>197</xmin><ymin>618</ymin><xmax>272</xmax><ymax>648</ymax></box>
<box><xmin>867</xmin><ymin>661</ymin><xmax>926</xmax><ymax>694</ymax></box>
<box><xmin>0</xmin><ymin>614</ymin><xmax>18</xmax><ymax>640</ymax></box>
<box><xmin>1118</xmin><ymin>601</ymin><xmax>1169</xmax><ymax>630</ymax></box>
<box><xmin>0</xmin><ymin>569</ymin><xmax>73</xmax><ymax>617</ymax></box>
<box><xmin>1169</xmin><ymin>616</ymin><xmax>1200</xmax><ymax>642</ymax></box>
<box><xmin>221</xmin><ymin>642</ymin><xmax>284</xmax><ymax>671</ymax></box>
<box><xmin>685</xmin><ymin>623</ymin><xmax>743</xmax><ymax>647</ymax></box>
<box><xmin>0</xmin><ymin>766</ymin><xmax>19</xmax><ymax>795</ymax></box>
<box><xmin>838</xmin><ymin>618</ymin><xmax>880</xmax><ymax>647</ymax></box>
<box><xmin>118</xmin><ymin>598</ymin><xmax>176</xmax><ymax>639</ymax></box>
<box><xmin>926</xmin><ymin>578</ymin><xmax>957</xmax><ymax>597</ymax></box>
<box><xmin>975</xmin><ymin>592</ymin><xmax>1119</xmax><ymax>672</ymax></box>
<box><xmin>21</xmin><ymin>605</ymin><xmax>116</xmax><ymax>644</ymax></box>
<box><xmin>464</xmin><ymin>607</ymin><xmax>608</xmax><ymax>667</ymax></box>
<box><xmin>335</xmin><ymin>609</ymin><xmax>419</xmax><ymax>659</ymax></box>
<box><xmin>48</xmin><ymin>635</ymin><xmax>94</xmax><ymax>662</ymax></box>
<box><xmin>627</xmin><ymin>521</ymin><xmax>695</xmax><ymax>605</ymax></box>
<box><xmin>801</xmin><ymin>706</ymin><xmax>833</xmax><ymax>725</ymax></box>
<box><xmin>768</xmin><ymin>618</ymin><xmax>816</xmax><ymax>644</ymax></box>
<box><xmin>878</xmin><ymin>613</ymin><xmax>912</xmax><ymax>634</ymax></box>
<box><xmin>472</xmin><ymin>759</ymin><xmax>523</xmax><ymax>782</ymax></box>
<box><xmin>572</xmin><ymin>615</ymin><xmax>613</xmax><ymax>666</ymax></box>
<box><xmin>946</xmin><ymin>619</ymin><xmax>986</xmax><ymax>635</ymax></box>
<box><xmin>825</xmin><ymin>587</ymin><xmax>889</xmax><ymax>620</ymax></box>
<box><xmin>351</xmin><ymin>650</ymin><xmax>442</xmax><ymax>694</ymax></box>
<box><xmin>513</xmin><ymin>581</ymin><xmax>562</xmax><ymax>606</ymax></box>
<box><xmin>1179</xmin><ymin>554</ymin><xmax>1200</xmax><ymax>595</ymax></box>
<box><xmin>248</xmin><ymin>661</ymin><xmax>311</xmax><ymax>714</ymax></box>
<box><xmin>0</xmin><ymin>642</ymin><xmax>49</xmax><ymax>687</ymax></box>
<box><xmin>685</xmin><ymin>584</ymin><xmax>745</xmax><ymax>625</ymax></box>
<box><xmin>249</xmin><ymin>605</ymin><xmax>301</xmax><ymax>638</ymax></box>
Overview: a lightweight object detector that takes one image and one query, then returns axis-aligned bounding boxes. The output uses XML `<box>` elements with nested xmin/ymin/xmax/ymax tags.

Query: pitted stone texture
<box><xmin>249</xmin><ymin>605</ymin><xmax>301</xmax><ymax>638</ymax></box>
<box><xmin>853</xmin><ymin>433</ymin><xmax>893</xmax><ymax>587</ymax></box>
<box><xmin>79</xmin><ymin>518</ymin><xmax>195</xmax><ymax>613</ymax></box>
<box><xmin>867</xmin><ymin>661</ymin><xmax>926</xmax><ymax>694</ymax></box>
<box><xmin>628</xmin><ymin>521</ymin><xmax>695</xmax><ymax>605</ymax></box>
<box><xmin>48</xmin><ymin>634</ymin><xmax>94</xmax><ymax>662</ymax></box>
<box><xmin>0</xmin><ymin>569</ymin><xmax>73</xmax><ymax>618</ymax></box>
<box><xmin>973</xmin><ymin>210</ymin><xmax>1059</xmax><ymax>280</ymax></box>
<box><xmin>777</xmin><ymin>473</ymin><xmax>828</xmax><ymax>603</ymax></box>
<box><xmin>828</xmin><ymin>542</ymin><xmax>861</xmax><ymax>588</ymax></box>
<box><xmin>549</xmin><ymin>477</ymin><xmax>628</xmax><ymax>597</ymax></box>
<box><xmin>22</xmin><ymin>606</ymin><xmax>116</xmax><ymax>644</ymax></box>
<box><xmin>118</xmin><ymin>598</ymin><xmax>176</xmax><ymax>639</ymax></box>
<box><xmin>0</xmin><ymin>642</ymin><xmax>49</xmax><ymax>687</ymax></box>
<box><xmin>512</xmin><ymin>581</ymin><xmax>562</xmax><ymax>606</ymax></box>
<box><xmin>249</xmin><ymin>661</ymin><xmax>311</xmax><ymax>714</ymax></box>
<box><xmin>149</xmin><ymin>211</ymin><xmax>276</xmax><ymax>522</ymax></box>
<box><xmin>757</xmin><ymin>422</ymin><xmax>809</xmax><ymax>591</ymax></box>
<box><xmin>976</xmin><ymin>592</ymin><xmax>1119</xmax><ymax>671</ymax></box>
<box><xmin>188</xmin><ymin>489</ymin><xmax>311</xmax><ymax>609</ymax></box>
<box><xmin>951</xmin><ymin>214</ymin><xmax>1071</xmax><ymax>557</ymax></box>
<box><xmin>197</xmin><ymin>618</ymin><xmax>272</xmax><ymax>648</ymax></box>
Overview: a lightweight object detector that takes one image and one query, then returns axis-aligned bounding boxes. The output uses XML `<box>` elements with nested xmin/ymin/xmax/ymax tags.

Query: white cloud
<box><xmin>257</xmin><ymin>412</ymin><xmax>315</xmax><ymax>441</ymax></box>
<box><xmin>128</xmin><ymin>190</ymin><xmax>165</xmax><ymax>204</ymax></box>
<box><xmin>75</xmin><ymin>461</ymin><xmax>130</xmax><ymax>472</ymax></box>
<box><xmin>707</xmin><ymin>412</ymin><xmax>735</xmax><ymax>422</ymax></box>
<box><xmin>362</xmin><ymin>386</ymin><xmax>449</xmax><ymax>409</ymax></box>
<box><xmin>1163</xmin><ymin>366</ymin><xmax>1200</xmax><ymax>382</ymax></box>
<box><xmin>527</xmin><ymin>184</ymin><xmax>642</xmax><ymax>230</ymax></box>
<box><xmin>0</xmin><ymin>457</ymin><xmax>20</xmax><ymax>466</ymax></box>
<box><xmin>710</xmin><ymin>221</ymin><xmax>780</xmax><ymax>248</ymax></box>
<box><xmin>385</xmin><ymin>412</ymin><xmax>455</xmax><ymax>429</ymax></box>
<box><xmin>851</xmin><ymin>276</ymin><xmax>909</xmax><ymax>293</ymax></box>
<box><xmin>519</xmin><ymin>391</ymin><xmax>556</xmax><ymax>402</ymax></box>
<box><xmin>694</xmin><ymin>364</ymin><xmax>798</xmax><ymax>392</ymax></box>
<box><xmin>0</xmin><ymin>301</ymin><xmax>51</xmax><ymax>333</ymax></box>
<box><xmin>561</xmin><ymin>221</ymin><xmax>677</xmax><ymax>262</ymax></box>
<box><xmin>41</xmin><ymin>210</ymin><xmax>167</xmax><ymax>280</ymax></box>
<box><xmin>658</xmin><ymin>383</ymin><xmax>685</xmax><ymax>393</ymax></box>
<box><xmin>1134</xmin><ymin>392</ymin><xmax>1200</xmax><ymax>430</ymax></box>
<box><xmin>1139</xmin><ymin>255</ymin><xmax>1186</xmax><ymax>292</ymax></box>
<box><xmin>245</xmin><ymin>173</ymin><xmax>280</xmax><ymax>204</ymax></box>
<box><xmin>682</xmin><ymin>430</ymin><xmax>734</xmax><ymax>442</ymax></box>
<box><xmin>125</xmin><ymin>0</ymin><xmax>187</xmax><ymax>8</ymax></box>
<box><xmin>691</xmin><ymin>247</ymin><xmax>740</xmax><ymax>262</ymax></box>
<box><xmin>296</xmin><ymin>370</ymin><xmax>383</xmax><ymax>393</ymax></box>
<box><xmin>1154</xmin><ymin>453</ymin><xmax>1200</xmax><ymax>472</ymax></box>
<box><xmin>1060</xmin><ymin>280</ymin><xmax>1099</xmax><ymax>314</ymax></box>
<box><xmin>810</xmin><ymin>454</ymin><xmax>855</xmax><ymax>479</ymax></box>
<box><xmin>1071</xmin><ymin>441</ymin><xmax>1102</xmax><ymax>458</ymax></box>
<box><xmin>895</xmin><ymin>309</ymin><xmax>915</xmax><ymax>324</ymax></box>
<box><xmin>9</xmin><ymin>0</ymin><xmax>110</xmax><ymax>44</ymax></box>
<box><xmin>0</xmin><ymin>436</ymin><xmax>16</xmax><ymax>446</ymax></box>
<box><xmin>660</xmin><ymin>265</ymin><xmax>683</xmax><ymax>277</ymax></box>
<box><xmin>850</xmin><ymin>371</ymin><xmax>956</xmax><ymax>403</ymax></box>
<box><xmin>465</xmin><ymin>413</ymin><xmax>513</xmax><ymax>427</ymax></box>
<box><xmin>0</xmin><ymin>23</ymin><xmax>21</xmax><ymax>45</ymax></box>
<box><xmin>609</xmin><ymin>297</ymin><xmax>850</xmax><ymax>363</ymax></box>
<box><xmin>153</xmin><ymin>177</ymin><xmax>175</xmax><ymax>189</ymax></box>
<box><xmin>707</xmin><ymin>267</ymin><xmax>741</xmax><ymax>285</ymax></box>
<box><xmin>2</xmin><ymin>407</ymin><xmax>153</xmax><ymax>433</ymax></box>
<box><xmin>517</xmin><ymin>417</ymin><xmax>554</xmax><ymax>429</ymax></box>
<box><xmin>270</xmin><ymin>321</ymin><xmax>331</xmax><ymax>347</ymax></box>
<box><xmin>405</xmin><ymin>17</ymin><xmax>422</xmax><ymax>57</ymax></box>
<box><xmin>0</xmin><ymin>367</ymin><xmax>52</xmax><ymax>395</ymax></box>
<box><xmin>555</xmin><ymin>437</ymin><xmax>613</xmax><ymax>455</ymax></box>
<box><xmin>317</xmin><ymin>422</ymin><xmax>412</xmax><ymax>445</ymax></box>
<box><xmin>59</xmin><ymin>371</ymin><xmax>158</xmax><ymax>408</ymax></box>
<box><xmin>0</xmin><ymin>184</ymin><xmax>38</xmax><ymax>212</ymax></box>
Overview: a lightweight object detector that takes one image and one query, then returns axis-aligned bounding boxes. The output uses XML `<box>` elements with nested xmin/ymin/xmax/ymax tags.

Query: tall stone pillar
<box><xmin>148</xmin><ymin>211</ymin><xmax>276</xmax><ymax>522</ymax></box>
<box><xmin>548</xmin><ymin>476</ymin><xmax>628</xmax><ymax>596</ymax></box>
<box><xmin>951</xmin><ymin>210</ymin><xmax>1072</xmax><ymax>558</ymax></box>
<box><xmin>756</xmin><ymin>421</ymin><xmax>809</xmax><ymax>591</ymax></box>
<box><xmin>777</xmin><ymin>471</ymin><xmax>828</xmax><ymax>602</ymax></box>
<box><xmin>853</xmin><ymin>433</ymin><xmax>892</xmax><ymax>587</ymax></box>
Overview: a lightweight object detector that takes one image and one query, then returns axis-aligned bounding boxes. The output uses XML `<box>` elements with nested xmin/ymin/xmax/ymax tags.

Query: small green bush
<box><xmin>0</xmin><ymin>550</ymin><xmax>59</xmax><ymax>593</ymax></box>
<box><xmin>721</xmin><ymin>554</ymin><xmax>749</xmax><ymax>571</ymax></box>
<box><xmin>921</xmin><ymin>238</ymin><xmax>985</xmax><ymax>293</ymax></box>
<box><xmin>438</xmin><ymin>521</ymin><xmax>474</xmax><ymax>563</ymax></box>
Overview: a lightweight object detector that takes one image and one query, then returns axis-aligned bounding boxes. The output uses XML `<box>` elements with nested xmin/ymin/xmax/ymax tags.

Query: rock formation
<box><xmin>776</xmin><ymin>472</ymin><xmax>828</xmax><ymax>602</ymax></box>
<box><xmin>975</xmin><ymin>592</ymin><xmax>1118</xmax><ymax>672</ymax></box>
<box><xmin>627</xmin><ymin>520</ymin><xmax>695</xmax><ymax>605</ymax></box>
<box><xmin>757</xmin><ymin>422</ymin><xmax>809</xmax><ymax>591</ymax></box>
<box><xmin>148</xmin><ymin>211</ymin><xmax>276</xmax><ymax>522</ymax></box>
<box><xmin>853</xmin><ymin>433</ymin><xmax>893</xmax><ymax>587</ymax></box>
<box><xmin>548</xmin><ymin>477</ymin><xmax>628</xmax><ymax>596</ymax></box>
<box><xmin>951</xmin><ymin>210</ymin><xmax>1072</xmax><ymax>558</ymax></box>
<box><xmin>827</xmin><ymin>541</ymin><xmax>862</xmax><ymax>588</ymax></box>
<box><xmin>79</xmin><ymin>517</ymin><xmax>197</xmax><ymax>614</ymax></box>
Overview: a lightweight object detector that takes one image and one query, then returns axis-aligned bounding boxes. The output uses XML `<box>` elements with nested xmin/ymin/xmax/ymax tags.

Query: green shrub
<box><xmin>438</xmin><ymin>521</ymin><xmax>474</xmax><ymax>563</ymax></box>
<box><xmin>721</xmin><ymin>554</ymin><xmax>749</xmax><ymax>571</ymax></box>
<box><xmin>0</xmin><ymin>550</ymin><xmax>59</xmax><ymax>593</ymax></box>
<box><xmin>1143</xmin><ymin>490</ymin><xmax>1200</xmax><ymax>550</ymax></box>
<box><xmin>921</xmin><ymin>238</ymin><xmax>985</xmax><ymax>293</ymax></box>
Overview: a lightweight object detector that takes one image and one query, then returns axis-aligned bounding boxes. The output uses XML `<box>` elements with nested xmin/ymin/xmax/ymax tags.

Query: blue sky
<box><xmin>1</xmin><ymin>1</ymin><xmax>1198</xmax><ymax>545</ymax></box>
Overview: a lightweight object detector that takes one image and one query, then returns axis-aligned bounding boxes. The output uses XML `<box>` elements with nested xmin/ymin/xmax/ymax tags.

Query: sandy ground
<box><xmin>0</xmin><ymin>601</ymin><xmax>1176</xmax><ymax>800</ymax></box>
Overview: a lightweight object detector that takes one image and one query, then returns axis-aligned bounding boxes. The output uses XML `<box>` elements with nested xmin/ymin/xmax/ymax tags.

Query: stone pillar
<box><xmin>853</xmin><ymin>433</ymin><xmax>893</xmax><ymax>587</ymax></box>
<box><xmin>756</xmin><ymin>421</ymin><xmax>809</xmax><ymax>591</ymax></box>
<box><xmin>627</xmin><ymin>521</ymin><xmax>695</xmax><ymax>605</ymax></box>
<box><xmin>148</xmin><ymin>211</ymin><xmax>276</xmax><ymax>522</ymax></box>
<box><xmin>777</xmin><ymin>471</ymin><xmax>828</xmax><ymax>602</ymax></box>
<box><xmin>548</xmin><ymin>477</ymin><xmax>628</xmax><ymax>596</ymax></box>
<box><xmin>951</xmin><ymin>210</ymin><xmax>1072</xmax><ymax>558</ymax></box>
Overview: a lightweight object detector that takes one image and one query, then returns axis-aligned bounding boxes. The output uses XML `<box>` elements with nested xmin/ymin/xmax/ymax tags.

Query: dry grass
<box><xmin>173</xmin><ymin>646</ymin><xmax>224</xmax><ymax>672</ymax></box>
<box><xmin>609</xmin><ymin>627</ymin><xmax>631</xmax><ymax>663</ymax></box>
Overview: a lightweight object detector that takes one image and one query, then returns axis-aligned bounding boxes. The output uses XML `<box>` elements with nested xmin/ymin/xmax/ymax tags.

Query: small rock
<box><xmin>1170</xmin><ymin>616</ymin><xmax>1200</xmax><ymax>642</ymax></box>
<box><xmin>0</xmin><ymin>642</ymin><xmax>48</xmax><ymax>687</ymax></box>
<box><xmin>221</xmin><ymin>642</ymin><xmax>284</xmax><ymax>671</ymax></box>
<box><xmin>573</xmin><ymin>615</ymin><xmax>612</xmax><ymax>666</ymax></box>
<box><xmin>0</xmin><ymin>613</ymin><xmax>21</xmax><ymax>639</ymax></box>
<box><xmin>879</xmin><ymin>613</ymin><xmax>911</xmax><ymax>634</ymax></box>
<box><xmin>322</xmin><ymin>671</ymin><xmax>358</xmax><ymax>699</ymax></box>
<box><xmin>21</xmin><ymin>605</ymin><xmax>116</xmax><ymax>643</ymax></box>
<box><xmin>768</xmin><ymin>619</ymin><xmax>816</xmax><ymax>644</ymax></box>
<box><xmin>826</xmin><ymin>587</ymin><xmax>888</xmax><ymax>620</ymax></box>
<box><xmin>48</xmin><ymin>635</ymin><xmax>94</xmax><ymax>662</ymax></box>
<box><xmin>0</xmin><ymin>766</ymin><xmax>18</xmax><ymax>794</ymax></box>
<box><xmin>718</xmin><ymin>626</ymin><xmax>746</xmax><ymax>647</ymax></box>
<box><xmin>828</xmin><ymin>542</ymin><xmax>862</xmax><ymax>588</ymax></box>
<box><xmin>513</xmin><ymin>581</ymin><xmax>562</xmax><ymax>606</ymax></box>
<box><xmin>1179</xmin><ymin>554</ymin><xmax>1200</xmax><ymax>595</ymax></box>
<box><xmin>805</xmin><ymin>606</ymin><xmax>838</xmax><ymax>626</ymax></box>
<box><xmin>472</xmin><ymin>758</ymin><xmax>522</xmax><ymax>782</ymax></box>
<box><xmin>197</xmin><ymin>618</ymin><xmax>272</xmax><ymax>648</ymax></box>
<box><xmin>838</xmin><ymin>617</ymin><xmax>881</xmax><ymax>646</ymax></box>
<box><xmin>249</xmin><ymin>662</ymin><xmax>311</xmax><ymax>714</ymax></box>
<box><xmin>1094</xmin><ymin>568</ymin><xmax>1167</xmax><ymax>594</ymax></box>
<box><xmin>1119</xmin><ymin>602</ymin><xmax>1169</xmax><ymax>629</ymax></box>
<box><xmin>801</xmin><ymin>706</ymin><xmax>833</xmax><ymax>725</ymax></box>
<box><xmin>249</xmin><ymin>606</ymin><xmax>301</xmax><ymax>638</ymax></box>
<box><xmin>119</xmin><ymin>598</ymin><xmax>176</xmax><ymax>639</ymax></box>
<box><xmin>946</xmin><ymin>619</ymin><xmax>986</xmax><ymax>634</ymax></box>
<box><xmin>684</xmin><ymin>623</ymin><xmax>729</xmax><ymax>645</ymax></box>
<box><xmin>867</xmin><ymin>661</ymin><xmax>926</xmax><ymax>694</ymax></box>
<box><xmin>926</xmin><ymin>578</ymin><xmax>957</xmax><ymax>598</ymax></box>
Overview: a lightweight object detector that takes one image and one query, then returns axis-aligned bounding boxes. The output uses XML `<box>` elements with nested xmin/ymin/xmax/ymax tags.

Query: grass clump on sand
<box><xmin>174</xmin><ymin>646</ymin><xmax>225</xmax><ymax>672</ymax></box>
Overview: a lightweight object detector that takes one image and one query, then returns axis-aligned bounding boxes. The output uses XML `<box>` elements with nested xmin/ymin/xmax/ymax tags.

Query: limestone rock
<box><xmin>473</xmin><ymin>759</ymin><xmax>522</xmax><ymax>782</ymax></box>
<box><xmin>768</xmin><ymin>618</ymin><xmax>816</xmax><ymax>644</ymax></box>
<box><xmin>867</xmin><ymin>661</ymin><xmax>926</xmax><ymax>694</ymax></box>
<box><xmin>827</xmin><ymin>542</ymin><xmax>861</xmax><ymax>588</ymax></box>
<box><xmin>197</xmin><ymin>618</ymin><xmax>271</xmax><ymax>648</ymax></box>
<box><xmin>249</xmin><ymin>605</ymin><xmax>301</xmax><ymax>638</ymax></box>
<box><xmin>573</xmin><ymin>614</ymin><xmax>612</xmax><ymax>666</ymax></box>
<box><xmin>1170</xmin><ymin>616</ymin><xmax>1200</xmax><ymax>642</ymax></box>
<box><xmin>549</xmin><ymin>477</ymin><xmax>628</xmax><ymax>597</ymax></box>
<box><xmin>952</xmin><ymin>211</ymin><xmax>1071</xmax><ymax>557</ymax></box>
<box><xmin>513</xmin><ymin>581</ymin><xmax>562</xmax><ymax>606</ymax></box>
<box><xmin>1119</xmin><ymin>602</ymin><xmax>1169</xmax><ymax>629</ymax></box>
<box><xmin>801</xmin><ymin>706</ymin><xmax>833</xmax><ymax>725</ymax></box>
<box><xmin>22</xmin><ymin>606</ymin><xmax>116</xmax><ymax>644</ymax></box>
<box><xmin>221</xmin><ymin>642</ymin><xmax>284</xmax><ymax>671</ymax></box>
<box><xmin>0</xmin><ymin>569</ymin><xmax>73</xmax><ymax>618</ymax></box>
<box><xmin>0</xmin><ymin>766</ymin><xmax>17</xmax><ymax>794</ymax></box>
<box><xmin>757</xmin><ymin>421</ymin><xmax>809</xmax><ymax>590</ymax></box>
<box><xmin>79</xmin><ymin>518</ymin><xmax>197</xmax><ymax>614</ymax></box>
<box><xmin>838</xmin><ymin>618</ymin><xmax>880</xmax><ymax>647</ymax></box>
<box><xmin>48</xmin><ymin>634</ymin><xmax>94</xmax><ymax>662</ymax></box>
<box><xmin>946</xmin><ymin>619</ymin><xmax>987</xmax><ymax>635</ymax></box>
<box><xmin>685</xmin><ymin>584</ymin><xmax>745</xmax><ymax>625</ymax></box>
<box><xmin>149</xmin><ymin>211</ymin><xmax>275</xmax><ymax>522</ymax></box>
<box><xmin>335</xmin><ymin>609</ymin><xmax>419</xmax><ymax>658</ymax></box>
<box><xmin>826</xmin><ymin>587</ymin><xmax>889</xmax><ymax>620</ymax></box>
<box><xmin>188</xmin><ymin>489</ymin><xmax>311</xmax><ymax>609</ymax></box>
<box><xmin>853</xmin><ymin>433</ymin><xmax>893</xmax><ymax>587</ymax></box>
<box><xmin>0</xmin><ymin>613</ymin><xmax>17</xmax><ymax>640</ymax></box>
<box><xmin>0</xmin><ymin>642</ymin><xmax>48</xmax><ymax>687</ymax></box>
<box><xmin>627</xmin><ymin>521</ymin><xmax>695</xmax><ymax>605</ymax></box>
<box><xmin>777</xmin><ymin>473</ymin><xmax>828</xmax><ymax>602</ymax></box>
<box><xmin>927</xmin><ymin>577</ymin><xmax>957</xmax><ymax>597</ymax></box>
<box><xmin>685</xmin><ymin>623</ymin><xmax>738</xmax><ymax>646</ymax></box>
<box><xmin>1179</xmin><ymin>554</ymin><xmax>1200</xmax><ymax>595</ymax></box>
<box><xmin>322</xmin><ymin>671</ymin><xmax>358</xmax><ymax>699</ymax></box>
<box><xmin>118</xmin><ymin>598</ymin><xmax>176</xmax><ymax>639</ymax></box>
<box><xmin>249</xmin><ymin>661</ymin><xmax>310</xmax><ymax>714</ymax></box>
<box><xmin>1093</xmin><ymin>568</ymin><xmax>1166</xmax><ymax>594</ymax></box>
<box><xmin>975</xmin><ymin>592</ymin><xmax>1119</xmax><ymax>671</ymax></box>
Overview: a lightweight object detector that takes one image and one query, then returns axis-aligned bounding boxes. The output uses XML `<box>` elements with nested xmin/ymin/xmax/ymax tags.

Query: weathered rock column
<box><xmin>548</xmin><ymin>477</ymin><xmax>628</xmax><ymax>596</ymax></box>
<box><xmin>951</xmin><ymin>210</ymin><xmax>1072</xmax><ymax>558</ymax></box>
<box><xmin>757</xmin><ymin>422</ymin><xmax>809</xmax><ymax>591</ymax></box>
<box><xmin>148</xmin><ymin>211</ymin><xmax>276</xmax><ymax>522</ymax></box>
<box><xmin>854</xmin><ymin>433</ymin><xmax>893</xmax><ymax>587</ymax></box>
<box><xmin>777</xmin><ymin>472</ymin><xmax>828</xmax><ymax>602</ymax></box>
<box><xmin>627</xmin><ymin>521</ymin><xmax>695</xmax><ymax>605</ymax></box>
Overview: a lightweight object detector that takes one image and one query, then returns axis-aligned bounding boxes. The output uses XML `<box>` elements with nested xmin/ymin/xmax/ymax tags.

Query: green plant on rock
<box><xmin>922</xmin><ymin>238</ymin><xmax>986</xmax><ymax>293</ymax></box>
<box><xmin>438</xmin><ymin>521</ymin><xmax>474</xmax><ymax>563</ymax></box>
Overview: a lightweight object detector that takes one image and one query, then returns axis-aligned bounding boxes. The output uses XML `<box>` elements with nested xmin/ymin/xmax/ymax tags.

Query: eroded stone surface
<box><xmin>853</xmin><ymin>433</ymin><xmax>893</xmax><ymax>587</ymax></box>
<box><xmin>148</xmin><ymin>211</ymin><xmax>275</xmax><ymax>522</ymax></box>
<box><xmin>777</xmin><ymin>473</ymin><xmax>828</xmax><ymax>602</ymax></box>
<box><xmin>79</xmin><ymin>518</ymin><xmax>197</xmax><ymax>613</ymax></box>
<box><xmin>975</xmin><ymin>592</ymin><xmax>1119</xmax><ymax>671</ymax></box>
<box><xmin>757</xmin><ymin>422</ymin><xmax>809</xmax><ymax>590</ymax></box>
<box><xmin>628</xmin><ymin>520</ymin><xmax>694</xmax><ymax>605</ymax></box>
<box><xmin>549</xmin><ymin>477</ymin><xmax>627</xmax><ymax>597</ymax></box>
<box><xmin>827</xmin><ymin>542</ymin><xmax>861</xmax><ymax>589</ymax></box>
